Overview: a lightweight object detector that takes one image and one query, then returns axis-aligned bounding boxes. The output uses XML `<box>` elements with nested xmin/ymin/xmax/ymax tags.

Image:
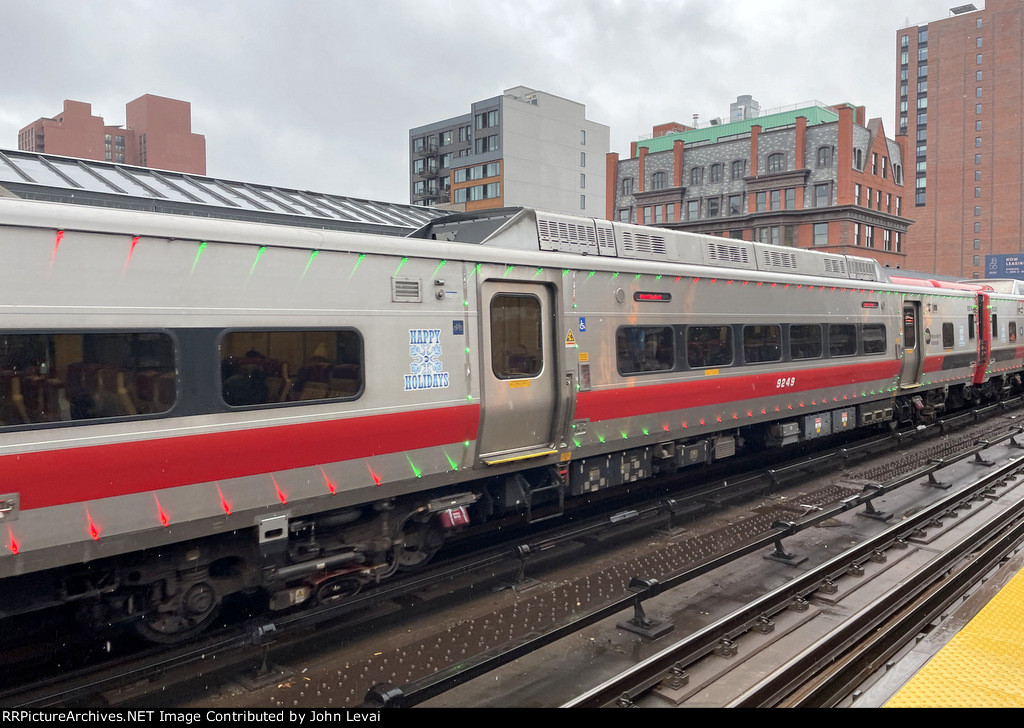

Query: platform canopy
<box><xmin>0</xmin><ymin>149</ymin><xmax>441</xmax><ymax>236</ymax></box>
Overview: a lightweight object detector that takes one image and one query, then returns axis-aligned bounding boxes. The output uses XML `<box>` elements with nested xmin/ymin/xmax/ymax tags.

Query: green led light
<box><xmin>620</xmin><ymin>432</ymin><xmax>628</xmax><ymax>440</ymax></box>
<box><xmin>612</xmin><ymin>272</ymin><xmax>619</xmax><ymax>278</ymax></box>
<box><xmin>350</xmin><ymin>253</ymin><xmax>366</xmax><ymax>277</ymax></box>
<box><xmin>573</xmin><ymin>438</ymin><xmax>581</xmax><ymax>448</ymax></box>
<box><xmin>587</xmin><ymin>271</ymin><xmax>595</xmax><ymax>280</ymax></box>
<box><xmin>465</xmin><ymin>347</ymin><xmax>470</xmax><ymax>353</ymax></box>
<box><xmin>394</xmin><ymin>256</ymin><xmax>409</xmax><ymax>275</ymax></box>
<box><xmin>302</xmin><ymin>250</ymin><xmax>319</xmax><ymax>277</ymax></box>
<box><xmin>504</xmin><ymin>265</ymin><xmax>514</xmax><ymax>277</ymax></box>
<box><xmin>635</xmin><ymin>273</ymin><xmax>641</xmax><ymax>280</ymax></box>
<box><xmin>190</xmin><ymin>241</ymin><xmax>207</xmax><ymax>274</ymax></box>
<box><xmin>563</xmin><ymin>269</ymin><xmax>570</xmax><ymax>277</ymax></box>
<box><xmin>597</xmin><ymin>434</ymin><xmax>606</xmax><ymax>443</ymax></box>
<box><xmin>405</xmin><ymin>454</ymin><xmax>422</xmax><ymax>478</ymax></box>
<box><xmin>655</xmin><ymin>275</ymin><xmax>662</xmax><ymax>280</ymax></box>
<box><xmin>642</xmin><ymin>427</ymin><xmax>649</xmax><ymax>436</ymax></box>
<box><xmin>443</xmin><ymin>450</ymin><xmax>459</xmax><ymax>470</ymax></box>
<box><xmin>533</xmin><ymin>267</ymin><xmax>543</xmax><ymax>279</ymax></box>
<box><xmin>432</xmin><ymin>260</ymin><xmax>447</xmax><ymax>277</ymax></box>
<box><xmin>464</xmin><ymin>440</ymin><xmax>470</xmax><ymax>447</ymax></box>
<box><xmin>250</xmin><ymin>246</ymin><xmax>267</xmax><ymax>275</ymax></box>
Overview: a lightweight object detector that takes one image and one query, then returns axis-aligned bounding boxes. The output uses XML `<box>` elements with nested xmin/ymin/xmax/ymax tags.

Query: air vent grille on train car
<box><xmin>707</xmin><ymin>241</ymin><xmax>750</xmax><ymax>265</ymax></box>
<box><xmin>619</xmin><ymin>229</ymin><xmax>669</xmax><ymax>259</ymax></box>
<box><xmin>822</xmin><ymin>257</ymin><xmax>848</xmax><ymax>276</ymax></box>
<box><xmin>847</xmin><ymin>258</ymin><xmax>880</xmax><ymax>281</ymax></box>
<box><xmin>761</xmin><ymin>249</ymin><xmax>798</xmax><ymax>269</ymax></box>
<box><xmin>392</xmin><ymin>277</ymin><xmax>422</xmax><ymax>302</ymax></box>
<box><xmin>536</xmin><ymin>214</ymin><xmax>599</xmax><ymax>253</ymax></box>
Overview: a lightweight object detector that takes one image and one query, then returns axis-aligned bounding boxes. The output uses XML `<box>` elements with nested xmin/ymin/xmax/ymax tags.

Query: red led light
<box><xmin>124</xmin><ymin>235</ymin><xmax>140</xmax><ymax>270</ymax></box>
<box><xmin>662</xmin><ymin>424</ymin><xmax>670</xmax><ymax>431</ymax></box>
<box><xmin>7</xmin><ymin>528</ymin><xmax>18</xmax><ymax>556</ymax></box>
<box><xmin>51</xmin><ymin>230</ymin><xmax>64</xmax><ymax>262</ymax></box>
<box><xmin>320</xmin><ymin>466</ymin><xmax>337</xmax><ymax>494</ymax></box>
<box><xmin>272</xmin><ymin>476</ymin><xmax>288</xmax><ymax>505</ymax></box>
<box><xmin>217</xmin><ymin>485</ymin><xmax>232</xmax><ymax>516</ymax></box>
<box><xmin>154</xmin><ymin>495</ymin><xmax>170</xmax><ymax>527</ymax></box>
<box><xmin>368</xmin><ymin>464</ymin><xmax>382</xmax><ymax>486</ymax></box>
<box><xmin>86</xmin><ymin>510</ymin><xmax>101</xmax><ymax>541</ymax></box>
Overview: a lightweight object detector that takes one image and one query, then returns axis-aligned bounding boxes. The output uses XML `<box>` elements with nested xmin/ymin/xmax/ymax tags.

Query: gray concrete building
<box><xmin>409</xmin><ymin>86</ymin><xmax>609</xmax><ymax>216</ymax></box>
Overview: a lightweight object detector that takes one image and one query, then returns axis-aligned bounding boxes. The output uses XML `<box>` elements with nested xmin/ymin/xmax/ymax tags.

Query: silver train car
<box><xmin>0</xmin><ymin>199</ymin><xmax>1020</xmax><ymax>640</ymax></box>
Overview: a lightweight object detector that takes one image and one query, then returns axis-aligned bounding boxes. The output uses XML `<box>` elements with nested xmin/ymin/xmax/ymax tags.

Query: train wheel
<box><xmin>134</xmin><ymin>581</ymin><xmax>221</xmax><ymax>643</ymax></box>
<box><xmin>396</xmin><ymin>521</ymin><xmax>444</xmax><ymax>571</ymax></box>
<box><xmin>315</xmin><ymin>576</ymin><xmax>362</xmax><ymax>605</ymax></box>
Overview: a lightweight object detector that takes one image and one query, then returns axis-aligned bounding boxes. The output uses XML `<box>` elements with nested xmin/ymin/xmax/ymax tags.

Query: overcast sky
<box><xmin>1</xmin><ymin>0</ymin><xmax>966</xmax><ymax>204</ymax></box>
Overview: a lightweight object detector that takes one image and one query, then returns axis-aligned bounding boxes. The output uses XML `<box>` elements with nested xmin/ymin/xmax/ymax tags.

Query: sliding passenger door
<box><xmin>899</xmin><ymin>301</ymin><xmax>923</xmax><ymax>388</ymax></box>
<box><xmin>477</xmin><ymin>282</ymin><xmax>557</xmax><ymax>463</ymax></box>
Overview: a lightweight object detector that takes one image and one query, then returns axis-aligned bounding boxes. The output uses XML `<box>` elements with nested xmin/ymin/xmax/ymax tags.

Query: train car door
<box><xmin>899</xmin><ymin>301</ymin><xmax>923</xmax><ymax>388</ymax></box>
<box><xmin>477</xmin><ymin>282</ymin><xmax>558</xmax><ymax>463</ymax></box>
<box><xmin>974</xmin><ymin>292</ymin><xmax>991</xmax><ymax>384</ymax></box>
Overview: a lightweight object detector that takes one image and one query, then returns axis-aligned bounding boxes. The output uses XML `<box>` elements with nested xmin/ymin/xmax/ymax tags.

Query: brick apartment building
<box><xmin>18</xmin><ymin>95</ymin><xmax>206</xmax><ymax>175</ymax></box>
<box><xmin>607</xmin><ymin>101</ymin><xmax>910</xmax><ymax>269</ymax></box>
<box><xmin>898</xmin><ymin>0</ymin><xmax>1024</xmax><ymax>277</ymax></box>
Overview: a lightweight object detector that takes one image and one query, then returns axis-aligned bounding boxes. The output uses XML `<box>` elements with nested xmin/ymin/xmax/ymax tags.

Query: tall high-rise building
<box><xmin>409</xmin><ymin>86</ymin><xmax>609</xmax><ymax>215</ymax></box>
<box><xmin>18</xmin><ymin>95</ymin><xmax>206</xmax><ymax>175</ymax></box>
<box><xmin>897</xmin><ymin>0</ymin><xmax>1024</xmax><ymax>277</ymax></box>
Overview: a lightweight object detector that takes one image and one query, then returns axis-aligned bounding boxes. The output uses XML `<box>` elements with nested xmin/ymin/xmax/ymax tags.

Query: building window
<box><xmin>817</xmin><ymin>146</ymin><xmax>833</xmax><ymax>168</ymax></box>
<box><xmin>622</xmin><ymin>178</ymin><xmax>634</xmax><ymax>195</ymax></box>
<box><xmin>871</xmin><ymin>153</ymin><xmax>878</xmax><ymax>174</ymax></box>
<box><xmin>710</xmin><ymin>164</ymin><xmax>723</xmax><ymax>183</ymax></box>
<box><xmin>977</xmin><ymin>87</ymin><xmax>983</xmax><ymax>98</ymax></box>
<box><xmin>707</xmin><ymin>198</ymin><xmax>720</xmax><ymax>217</ymax></box>
<box><xmin>976</xmin><ymin>154</ymin><xmax>982</xmax><ymax>164</ymax></box>
<box><xmin>770</xmin><ymin>190</ymin><xmax>780</xmax><ymax>210</ymax></box>
<box><xmin>813</xmin><ymin>223</ymin><xmax>828</xmax><ymax>246</ymax></box>
<box><xmin>976</xmin><ymin>137</ymin><xmax>982</xmax><ymax>147</ymax></box>
<box><xmin>975</xmin><ymin>206</ymin><xmax>981</xmax><ymax>216</ymax></box>
<box><xmin>975</xmin><ymin>187</ymin><xmax>981</xmax><ymax>198</ymax></box>
<box><xmin>731</xmin><ymin>160</ymin><xmax>745</xmax><ymax>179</ymax></box>
<box><xmin>975</xmin><ymin>222</ymin><xmax>981</xmax><ymax>233</ymax></box>
<box><xmin>854</xmin><ymin>223</ymin><xmax>861</xmax><ymax>246</ymax></box>
<box><xmin>977</xmin><ymin>54</ymin><xmax>983</xmax><ymax>64</ymax></box>
<box><xmin>580</xmin><ymin>173</ymin><xmax>586</xmax><ymax>189</ymax></box>
<box><xmin>864</xmin><ymin>226</ymin><xmax>874</xmax><ymax>248</ymax></box>
<box><xmin>666</xmin><ymin>204</ymin><xmax>674</xmax><ymax>222</ymax></box>
<box><xmin>644</xmin><ymin>206</ymin><xmax>652</xmax><ymax>224</ymax></box>
<box><xmin>785</xmin><ymin>188</ymin><xmax>795</xmax><ymax>209</ymax></box>
<box><xmin>977</xmin><ymin>36</ymin><xmax>983</xmax><ymax>48</ymax></box>
<box><xmin>853</xmin><ymin>149</ymin><xmax>863</xmax><ymax>170</ymax></box>
<box><xmin>579</xmin><ymin>194</ymin><xmax>586</xmax><ymax>210</ymax></box>
<box><xmin>690</xmin><ymin>167</ymin><xmax>703</xmax><ymax>185</ymax></box>
<box><xmin>886</xmin><ymin>193</ymin><xmax>891</xmax><ymax>212</ymax></box>
<box><xmin>728</xmin><ymin>194</ymin><xmax>742</xmax><ymax>216</ymax></box>
<box><xmin>580</xmin><ymin>152</ymin><xmax>586</xmax><ymax>167</ymax></box>
<box><xmin>977</xmin><ymin>70</ymin><xmax>983</xmax><ymax>81</ymax></box>
<box><xmin>977</xmin><ymin>104</ymin><xmax>983</xmax><ymax>114</ymax></box>
<box><xmin>580</xmin><ymin>129</ymin><xmax>586</xmax><ymax>145</ymax></box>
<box><xmin>855</xmin><ymin>184</ymin><xmax>862</xmax><ymax>205</ymax></box>
<box><xmin>756</xmin><ymin>192</ymin><xmax>766</xmax><ymax>212</ymax></box>
<box><xmin>814</xmin><ymin>184</ymin><xmax>829</xmax><ymax>208</ymax></box>
<box><xmin>652</xmin><ymin>171</ymin><xmax>666</xmax><ymax>190</ymax></box>
<box><xmin>974</xmin><ymin>239</ymin><xmax>981</xmax><ymax>249</ymax></box>
<box><xmin>974</xmin><ymin>255</ymin><xmax>981</xmax><ymax>266</ymax></box>
<box><xmin>895</xmin><ymin>232</ymin><xmax>903</xmax><ymax>253</ymax></box>
<box><xmin>884</xmin><ymin>229</ymin><xmax>892</xmax><ymax>251</ymax></box>
<box><xmin>654</xmin><ymin>206</ymin><xmax>663</xmax><ymax>223</ymax></box>
<box><xmin>687</xmin><ymin>200</ymin><xmax>700</xmax><ymax>220</ymax></box>
<box><xmin>767</xmin><ymin>153</ymin><xmax>785</xmax><ymax>173</ymax></box>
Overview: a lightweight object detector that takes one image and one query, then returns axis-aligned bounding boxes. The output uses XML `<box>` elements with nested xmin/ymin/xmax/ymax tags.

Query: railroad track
<box><xmin>4</xmin><ymin>399</ymin><xmax>1023</xmax><ymax>709</ymax></box>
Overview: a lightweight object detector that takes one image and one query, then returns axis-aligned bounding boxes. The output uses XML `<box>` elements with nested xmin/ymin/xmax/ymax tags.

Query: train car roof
<box><xmin>410</xmin><ymin>207</ymin><xmax>890</xmax><ymax>285</ymax></box>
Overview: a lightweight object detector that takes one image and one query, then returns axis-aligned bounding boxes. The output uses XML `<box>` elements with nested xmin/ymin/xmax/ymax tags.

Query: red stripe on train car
<box><xmin>922</xmin><ymin>356</ymin><xmax>944</xmax><ymax>373</ymax></box>
<box><xmin>576</xmin><ymin>360</ymin><xmax>901</xmax><ymax>423</ymax></box>
<box><xmin>8</xmin><ymin>404</ymin><xmax>481</xmax><ymax>511</ymax></box>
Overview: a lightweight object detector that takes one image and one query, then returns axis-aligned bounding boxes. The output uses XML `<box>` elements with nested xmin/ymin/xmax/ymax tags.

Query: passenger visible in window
<box><xmin>222</xmin><ymin>358</ymin><xmax>268</xmax><ymax>406</ymax></box>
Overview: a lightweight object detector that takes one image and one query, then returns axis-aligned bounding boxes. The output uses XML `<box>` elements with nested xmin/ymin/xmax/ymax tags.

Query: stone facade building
<box><xmin>606</xmin><ymin>102</ymin><xmax>910</xmax><ymax>269</ymax></box>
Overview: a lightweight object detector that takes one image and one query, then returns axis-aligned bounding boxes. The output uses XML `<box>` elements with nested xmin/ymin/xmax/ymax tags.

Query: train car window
<box><xmin>828</xmin><ymin>324</ymin><xmax>857</xmax><ymax>357</ymax></box>
<box><xmin>941</xmin><ymin>323</ymin><xmax>955</xmax><ymax>349</ymax></box>
<box><xmin>968</xmin><ymin>314</ymin><xmax>976</xmax><ymax>340</ymax></box>
<box><xmin>742</xmin><ymin>325</ymin><xmax>782</xmax><ymax>363</ymax></box>
<box><xmin>0</xmin><ymin>332</ymin><xmax>176</xmax><ymax>426</ymax></box>
<box><xmin>1010</xmin><ymin>322</ymin><xmax>1017</xmax><ymax>343</ymax></box>
<box><xmin>789</xmin><ymin>324</ymin><xmax>823</xmax><ymax>360</ymax></box>
<box><xmin>616</xmin><ymin>326</ymin><xmax>674</xmax><ymax>374</ymax></box>
<box><xmin>903</xmin><ymin>310</ymin><xmax>917</xmax><ymax>350</ymax></box>
<box><xmin>862</xmin><ymin>324</ymin><xmax>887</xmax><ymax>355</ymax></box>
<box><xmin>687</xmin><ymin>326</ymin><xmax>732</xmax><ymax>368</ymax></box>
<box><xmin>490</xmin><ymin>295</ymin><xmax>542</xmax><ymax>379</ymax></box>
<box><xmin>220</xmin><ymin>330</ymin><xmax>362</xmax><ymax>406</ymax></box>
<box><xmin>992</xmin><ymin>314</ymin><xmax>998</xmax><ymax>340</ymax></box>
